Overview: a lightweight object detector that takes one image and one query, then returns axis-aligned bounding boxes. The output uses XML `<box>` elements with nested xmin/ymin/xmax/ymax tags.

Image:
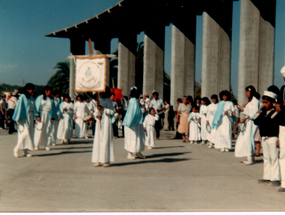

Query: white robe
<box><xmin>57</xmin><ymin>102</ymin><xmax>73</xmax><ymax>140</ymax></box>
<box><xmin>235</xmin><ymin>97</ymin><xmax>259</xmax><ymax>157</ymax></box>
<box><xmin>207</xmin><ymin>103</ymin><xmax>217</xmax><ymax>143</ymax></box>
<box><xmin>214</xmin><ymin>101</ymin><xmax>235</xmax><ymax>149</ymax></box>
<box><xmin>200</xmin><ymin>105</ymin><xmax>209</xmax><ymax>141</ymax></box>
<box><xmin>34</xmin><ymin>97</ymin><xmax>54</xmax><ymax>147</ymax></box>
<box><xmin>188</xmin><ymin>112</ymin><xmax>201</xmax><ymax>141</ymax></box>
<box><xmin>143</xmin><ymin>114</ymin><xmax>159</xmax><ymax>147</ymax></box>
<box><xmin>14</xmin><ymin>95</ymin><xmax>35</xmax><ymax>151</ymax></box>
<box><xmin>74</xmin><ymin>101</ymin><xmax>88</xmax><ymax>138</ymax></box>
<box><xmin>91</xmin><ymin>98</ymin><xmax>115</xmax><ymax>164</ymax></box>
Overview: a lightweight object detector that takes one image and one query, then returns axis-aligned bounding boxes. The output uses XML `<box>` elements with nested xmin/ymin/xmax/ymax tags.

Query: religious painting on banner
<box><xmin>74</xmin><ymin>55</ymin><xmax>107</xmax><ymax>92</ymax></box>
<box><xmin>110</xmin><ymin>88</ymin><xmax>122</xmax><ymax>107</ymax></box>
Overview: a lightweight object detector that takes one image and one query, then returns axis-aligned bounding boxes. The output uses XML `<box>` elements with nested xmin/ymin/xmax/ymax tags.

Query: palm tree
<box><xmin>47</xmin><ymin>61</ymin><xmax>70</xmax><ymax>95</ymax></box>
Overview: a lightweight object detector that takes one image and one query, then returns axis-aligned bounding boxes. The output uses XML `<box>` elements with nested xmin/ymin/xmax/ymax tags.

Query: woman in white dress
<box><xmin>206</xmin><ymin>94</ymin><xmax>219</xmax><ymax>149</ymax></box>
<box><xmin>235</xmin><ymin>86</ymin><xmax>260</xmax><ymax>165</ymax></box>
<box><xmin>34</xmin><ymin>86</ymin><xmax>57</xmax><ymax>151</ymax></box>
<box><xmin>57</xmin><ymin>95</ymin><xmax>73</xmax><ymax>144</ymax></box>
<box><xmin>92</xmin><ymin>88</ymin><xmax>115</xmax><ymax>167</ymax></box>
<box><xmin>199</xmin><ymin>97</ymin><xmax>211</xmax><ymax>144</ymax></box>
<box><xmin>163</xmin><ymin>101</ymin><xmax>170</xmax><ymax>131</ymax></box>
<box><xmin>212</xmin><ymin>90</ymin><xmax>236</xmax><ymax>152</ymax></box>
<box><xmin>122</xmin><ymin>86</ymin><xmax>145</xmax><ymax>160</ymax></box>
<box><xmin>12</xmin><ymin>83</ymin><xmax>36</xmax><ymax>157</ymax></box>
<box><xmin>188</xmin><ymin>105</ymin><xmax>201</xmax><ymax>144</ymax></box>
<box><xmin>74</xmin><ymin>95</ymin><xmax>89</xmax><ymax>138</ymax></box>
<box><xmin>143</xmin><ymin>108</ymin><xmax>159</xmax><ymax>149</ymax></box>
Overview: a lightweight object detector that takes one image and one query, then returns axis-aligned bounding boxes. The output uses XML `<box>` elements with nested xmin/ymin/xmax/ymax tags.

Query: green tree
<box><xmin>47</xmin><ymin>61</ymin><xmax>70</xmax><ymax>95</ymax></box>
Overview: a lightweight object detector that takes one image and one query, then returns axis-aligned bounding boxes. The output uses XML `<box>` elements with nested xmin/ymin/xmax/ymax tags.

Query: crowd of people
<box><xmin>2</xmin><ymin>70</ymin><xmax>285</xmax><ymax>192</ymax></box>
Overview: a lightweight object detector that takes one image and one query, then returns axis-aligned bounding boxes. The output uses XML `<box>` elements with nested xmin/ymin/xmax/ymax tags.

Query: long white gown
<box><xmin>12</xmin><ymin>94</ymin><xmax>35</xmax><ymax>151</ymax></box>
<box><xmin>74</xmin><ymin>101</ymin><xmax>89</xmax><ymax>138</ymax></box>
<box><xmin>214</xmin><ymin>101</ymin><xmax>235</xmax><ymax>149</ymax></box>
<box><xmin>143</xmin><ymin>114</ymin><xmax>159</xmax><ymax>147</ymax></box>
<box><xmin>188</xmin><ymin>112</ymin><xmax>201</xmax><ymax>141</ymax></box>
<box><xmin>207</xmin><ymin>103</ymin><xmax>217</xmax><ymax>143</ymax></box>
<box><xmin>200</xmin><ymin>104</ymin><xmax>209</xmax><ymax>141</ymax></box>
<box><xmin>57</xmin><ymin>102</ymin><xmax>73</xmax><ymax>140</ymax></box>
<box><xmin>34</xmin><ymin>96</ymin><xmax>57</xmax><ymax>148</ymax></box>
<box><xmin>235</xmin><ymin>97</ymin><xmax>260</xmax><ymax>157</ymax></box>
<box><xmin>91</xmin><ymin>98</ymin><xmax>115</xmax><ymax>164</ymax></box>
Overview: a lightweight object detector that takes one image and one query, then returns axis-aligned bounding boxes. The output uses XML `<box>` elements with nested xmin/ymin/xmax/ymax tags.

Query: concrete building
<box><xmin>46</xmin><ymin>0</ymin><xmax>276</xmax><ymax>105</ymax></box>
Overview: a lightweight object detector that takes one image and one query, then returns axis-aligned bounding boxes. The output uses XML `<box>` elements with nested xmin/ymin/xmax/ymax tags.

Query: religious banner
<box><xmin>74</xmin><ymin>55</ymin><xmax>107</xmax><ymax>92</ymax></box>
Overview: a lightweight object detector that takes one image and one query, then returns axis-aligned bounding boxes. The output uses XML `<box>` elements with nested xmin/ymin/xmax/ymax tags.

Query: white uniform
<box><xmin>74</xmin><ymin>101</ymin><xmax>89</xmax><ymax>138</ymax></box>
<box><xmin>214</xmin><ymin>101</ymin><xmax>234</xmax><ymax>150</ymax></box>
<box><xmin>207</xmin><ymin>103</ymin><xmax>217</xmax><ymax>143</ymax></box>
<box><xmin>57</xmin><ymin>102</ymin><xmax>73</xmax><ymax>140</ymax></box>
<box><xmin>188</xmin><ymin>112</ymin><xmax>201</xmax><ymax>141</ymax></box>
<box><xmin>143</xmin><ymin>114</ymin><xmax>159</xmax><ymax>147</ymax></box>
<box><xmin>200</xmin><ymin>104</ymin><xmax>209</xmax><ymax>141</ymax></box>
<box><xmin>91</xmin><ymin>98</ymin><xmax>115</xmax><ymax>164</ymax></box>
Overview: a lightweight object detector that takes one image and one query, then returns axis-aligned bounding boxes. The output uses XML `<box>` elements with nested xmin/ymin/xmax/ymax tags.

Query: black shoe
<box><xmin>272</xmin><ymin>181</ymin><xmax>281</xmax><ymax>187</ymax></box>
<box><xmin>258</xmin><ymin>179</ymin><xmax>270</xmax><ymax>184</ymax></box>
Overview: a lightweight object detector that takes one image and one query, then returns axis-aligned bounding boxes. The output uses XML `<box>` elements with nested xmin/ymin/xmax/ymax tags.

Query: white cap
<box><xmin>263</xmin><ymin>90</ymin><xmax>277</xmax><ymax>99</ymax></box>
<box><xmin>281</xmin><ymin>66</ymin><xmax>285</xmax><ymax>77</ymax></box>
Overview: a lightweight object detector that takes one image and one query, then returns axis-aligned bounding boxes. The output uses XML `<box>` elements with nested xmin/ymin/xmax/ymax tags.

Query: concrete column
<box><xmin>201</xmin><ymin>12</ymin><xmax>231</xmax><ymax>99</ymax></box>
<box><xmin>238</xmin><ymin>0</ymin><xmax>275</xmax><ymax>103</ymax></box>
<box><xmin>143</xmin><ymin>25</ymin><xmax>165</xmax><ymax>99</ymax></box>
<box><xmin>258</xmin><ymin>16</ymin><xmax>274</xmax><ymax>96</ymax></box>
<box><xmin>118</xmin><ymin>34</ymin><xmax>136</xmax><ymax>96</ymax></box>
<box><xmin>170</xmin><ymin>24</ymin><xmax>195</xmax><ymax>107</ymax></box>
<box><xmin>69</xmin><ymin>38</ymin><xmax>85</xmax><ymax>99</ymax></box>
<box><xmin>238</xmin><ymin>0</ymin><xmax>260</xmax><ymax>104</ymax></box>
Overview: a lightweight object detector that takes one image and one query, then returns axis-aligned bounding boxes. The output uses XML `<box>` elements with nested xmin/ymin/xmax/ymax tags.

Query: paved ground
<box><xmin>0</xmin><ymin>128</ymin><xmax>285</xmax><ymax>212</ymax></box>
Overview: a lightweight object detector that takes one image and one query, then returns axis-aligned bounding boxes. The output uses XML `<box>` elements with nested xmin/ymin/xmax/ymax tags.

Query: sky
<box><xmin>0</xmin><ymin>0</ymin><xmax>285</xmax><ymax>98</ymax></box>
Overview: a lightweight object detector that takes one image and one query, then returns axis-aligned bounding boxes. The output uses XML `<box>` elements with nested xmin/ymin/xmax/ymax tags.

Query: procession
<box><xmin>1</xmin><ymin>66</ymin><xmax>285</xmax><ymax>197</ymax></box>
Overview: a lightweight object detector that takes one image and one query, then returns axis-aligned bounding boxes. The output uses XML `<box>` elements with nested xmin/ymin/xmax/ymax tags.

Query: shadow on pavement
<box><xmin>52</xmin><ymin>146</ymin><xmax>93</xmax><ymax>150</ymax></box>
<box><xmin>154</xmin><ymin>146</ymin><xmax>185</xmax><ymax>149</ymax></box>
<box><xmin>112</xmin><ymin>157</ymin><xmax>190</xmax><ymax>166</ymax></box>
<box><xmin>145</xmin><ymin>152</ymin><xmax>190</xmax><ymax>159</ymax></box>
<box><xmin>33</xmin><ymin>150</ymin><xmax>92</xmax><ymax>157</ymax></box>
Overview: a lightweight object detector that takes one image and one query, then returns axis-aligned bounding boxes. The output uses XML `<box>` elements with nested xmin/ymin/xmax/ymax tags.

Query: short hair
<box><xmin>77</xmin><ymin>95</ymin><xmax>84</xmax><ymax>101</ymax></box>
<box><xmin>201</xmin><ymin>97</ymin><xmax>211</xmax><ymax>105</ymax></box>
<box><xmin>153</xmin><ymin>92</ymin><xmax>159</xmax><ymax>97</ymax></box>
<box><xmin>24</xmin><ymin>83</ymin><xmax>35</xmax><ymax>91</ymax></box>
<box><xmin>211</xmin><ymin>94</ymin><xmax>219</xmax><ymax>102</ymax></box>
<box><xmin>44</xmin><ymin>85</ymin><xmax>52</xmax><ymax>91</ymax></box>
<box><xmin>187</xmin><ymin>96</ymin><xmax>194</xmax><ymax>104</ymax></box>
<box><xmin>101</xmin><ymin>86</ymin><xmax>111</xmax><ymax>98</ymax></box>
<box><xmin>177</xmin><ymin>98</ymin><xmax>182</xmax><ymax>103</ymax></box>
<box><xmin>219</xmin><ymin>90</ymin><xmax>231</xmax><ymax>101</ymax></box>
<box><xmin>53</xmin><ymin>89</ymin><xmax>60</xmax><ymax>95</ymax></box>
<box><xmin>63</xmin><ymin>94</ymin><xmax>70</xmax><ymax>100</ymax></box>
<box><xmin>148</xmin><ymin>107</ymin><xmax>155</xmax><ymax>113</ymax></box>
<box><xmin>192</xmin><ymin>105</ymin><xmax>199</xmax><ymax>111</ymax></box>
<box><xmin>111</xmin><ymin>93</ymin><xmax>115</xmax><ymax>97</ymax></box>
<box><xmin>195</xmin><ymin>96</ymin><xmax>201</xmax><ymax>101</ymax></box>
<box><xmin>130</xmin><ymin>88</ymin><xmax>139</xmax><ymax>98</ymax></box>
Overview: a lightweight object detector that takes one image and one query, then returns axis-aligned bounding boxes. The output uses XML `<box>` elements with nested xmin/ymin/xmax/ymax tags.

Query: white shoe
<box><xmin>85</xmin><ymin>136</ymin><xmax>89</xmax><ymax>139</ymax></box>
<box><xmin>127</xmin><ymin>152</ymin><xmax>136</xmax><ymax>160</ymax></box>
<box><xmin>34</xmin><ymin>147</ymin><xmax>39</xmax><ymax>151</ymax></box>
<box><xmin>220</xmin><ymin>148</ymin><xmax>225</xmax><ymax>152</ymax></box>
<box><xmin>208</xmin><ymin>143</ymin><xmax>214</xmax><ymax>149</ymax></box>
<box><xmin>148</xmin><ymin>146</ymin><xmax>153</xmax><ymax>150</ymax></box>
<box><xmin>60</xmin><ymin>140</ymin><xmax>64</xmax><ymax>144</ymax></box>
<box><xmin>26</xmin><ymin>154</ymin><xmax>33</xmax><ymax>158</ymax></box>
<box><xmin>194</xmin><ymin>141</ymin><xmax>197</xmax><ymax>145</ymax></box>
<box><xmin>243</xmin><ymin>161</ymin><xmax>253</xmax><ymax>165</ymax></box>
<box><xmin>103</xmin><ymin>162</ymin><xmax>111</xmax><ymax>167</ymax></box>
<box><xmin>52</xmin><ymin>143</ymin><xmax>56</xmax><ymax>146</ymax></box>
<box><xmin>94</xmin><ymin>163</ymin><xmax>100</xmax><ymax>167</ymax></box>
<box><xmin>225</xmin><ymin>148</ymin><xmax>229</xmax><ymax>152</ymax></box>
<box><xmin>45</xmin><ymin>146</ymin><xmax>51</xmax><ymax>151</ymax></box>
<box><xmin>189</xmin><ymin>141</ymin><xmax>193</xmax><ymax>144</ymax></box>
<box><xmin>14</xmin><ymin>149</ymin><xmax>19</xmax><ymax>158</ymax></box>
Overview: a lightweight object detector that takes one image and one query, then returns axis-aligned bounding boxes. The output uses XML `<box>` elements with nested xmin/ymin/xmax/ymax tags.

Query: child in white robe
<box><xmin>12</xmin><ymin>83</ymin><xmax>36</xmax><ymax>157</ymax></box>
<box><xmin>91</xmin><ymin>88</ymin><xmax>115</xmax><ymax>167</ymax></box>
<box><xmin>188</xmin><ymin>105</ymin><xmax>201</xmax><ymax>144</ymax></box>
<box><xmin>57</xmin><ymin>95</ymin><xmax>73</xmax><ymax>144</ymax></box>
<box><xmin>34</xmin><ymin>86</ymin><xmax>57</xmax><ymax>151</ymax></box>
<box><xmin>199</xmin><ymin>97</ymin><xmax>211</xmax><ymax>144</ymax></box>
<box><xmin>212</xmin><ymin>90</ymin><xmax>236</xmax><ymax>152</ymax></box>
<box><xmin>143</xmin><ymin>108</ymin><xmax>159</xmax><ymax>149</ymax></box>
<box><xmin>74</xmin><ymin>95</ymin><xmax>89</xmax><ymax>138</ymax></box>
